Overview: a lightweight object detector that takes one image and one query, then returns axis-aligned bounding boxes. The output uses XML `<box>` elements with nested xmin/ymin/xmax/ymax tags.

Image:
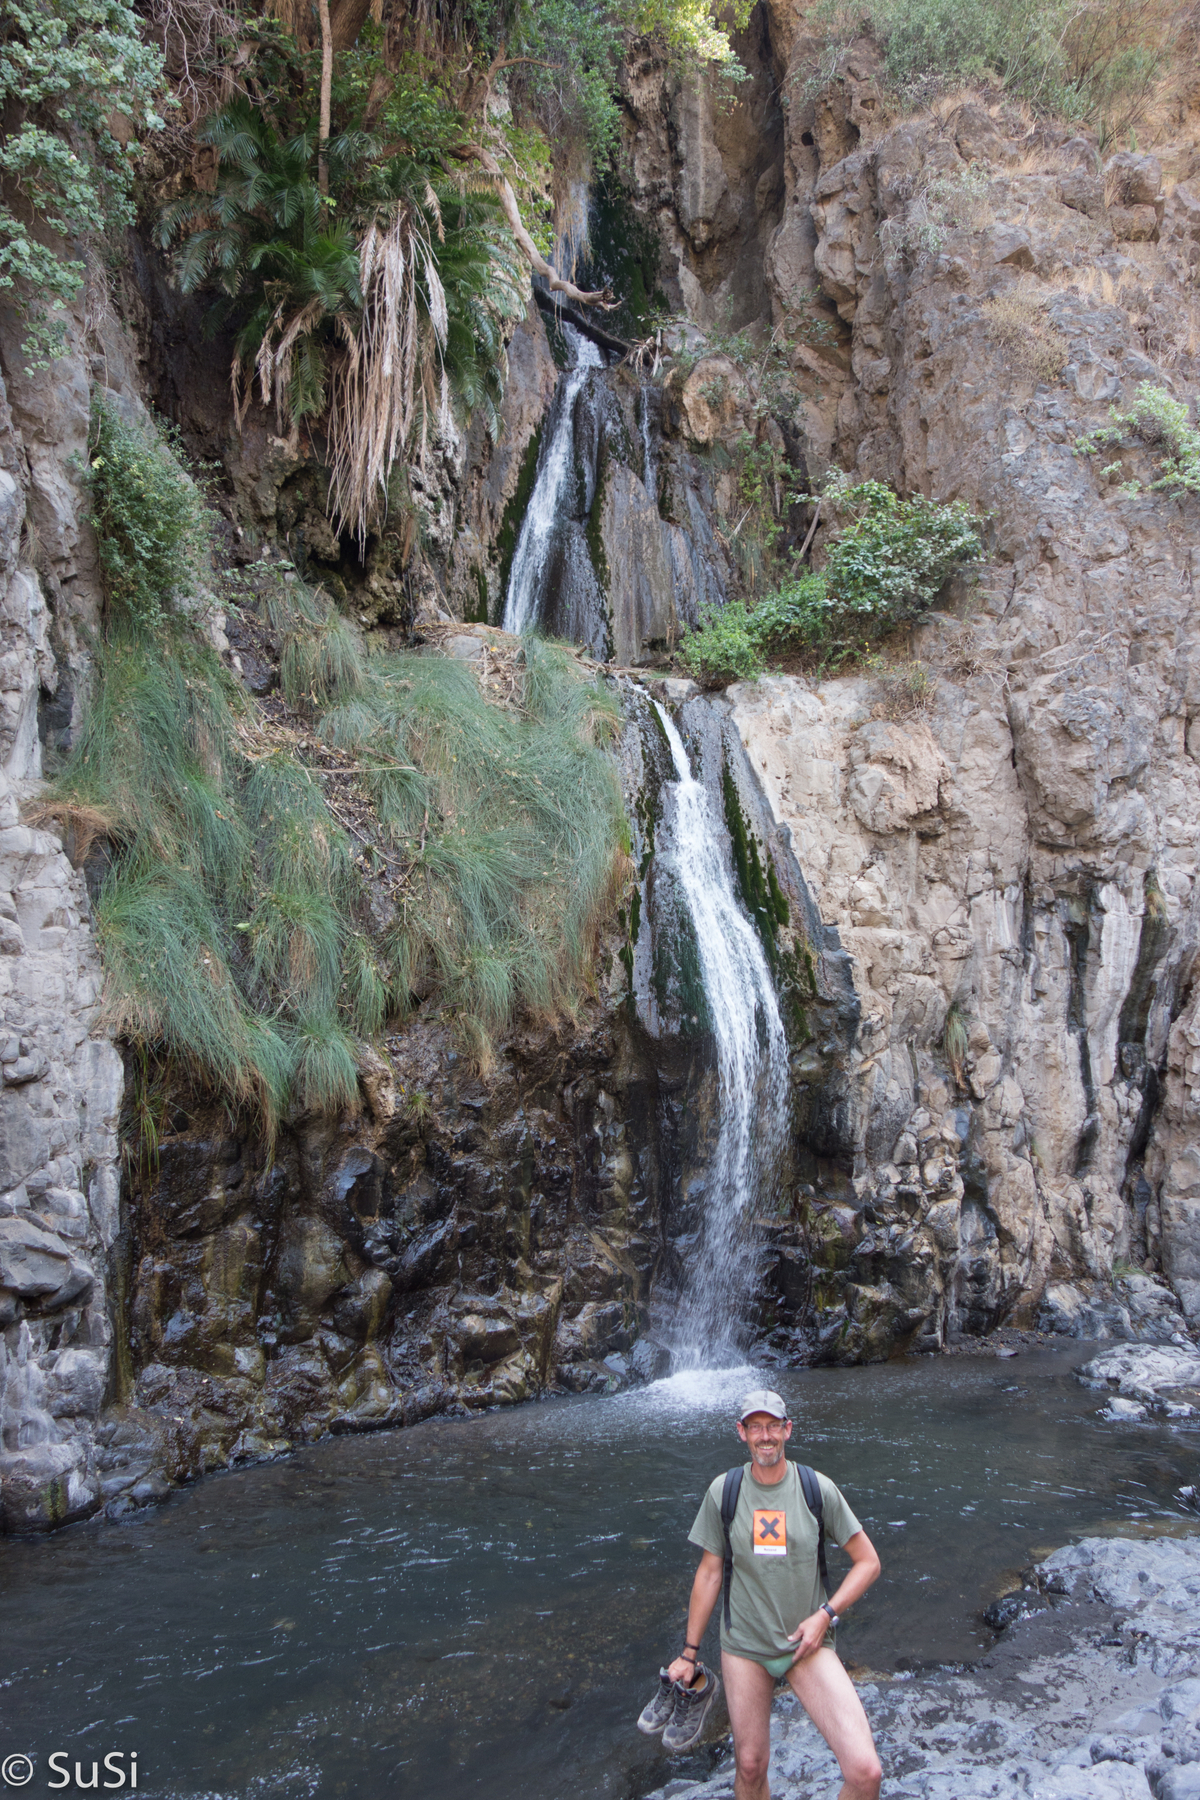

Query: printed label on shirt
<box><xmin>752</xmin><ymin>1508</ymin><xmax>787</xmax><ymax>1555</ymax></box>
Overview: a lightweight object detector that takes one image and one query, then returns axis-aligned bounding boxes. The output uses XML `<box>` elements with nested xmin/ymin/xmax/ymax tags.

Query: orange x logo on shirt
<box><xmin>752</xmin><ymin>1509</ymin><xmax>787</xmax><ymax>1555</ymax></box>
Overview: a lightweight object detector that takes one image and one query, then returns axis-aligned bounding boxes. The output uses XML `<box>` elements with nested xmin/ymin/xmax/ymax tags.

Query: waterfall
<box><xmin>654</xmin><ymin>703</ymin><xmax>790</xmax><ymax>1367</ymax></box>
<box><xmin>638</xmin><ymin>384</ymin><xmax>654</xmax><ymax>492</ymax></box>
<box><xmin>503</xmin><ymin>325</ymin><xmax>604</xmax><ymax>636</ymax></box>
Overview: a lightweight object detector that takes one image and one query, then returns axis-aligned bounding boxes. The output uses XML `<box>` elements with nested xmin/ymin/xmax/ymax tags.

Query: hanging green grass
<box><xmin>47</xmin><ymin>400</ymin><xmax>628</xmax><ymax>1134</ymax></box>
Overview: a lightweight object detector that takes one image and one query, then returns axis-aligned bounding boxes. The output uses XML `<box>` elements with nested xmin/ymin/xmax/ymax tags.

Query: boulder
<box><xmin>0</xmin><ymin>1217</ymin><xmax>92</xmax><ymax>1310</ymax></box>
<box><xmin>661</xmin><ymin>356</ymin><xmax>748</xmax><ymax>448</ymax></box>
<box><xmin>1077</xmin><ymin>1343</ymin><xmax>1200</xmax><ymax>1409</ymax></box>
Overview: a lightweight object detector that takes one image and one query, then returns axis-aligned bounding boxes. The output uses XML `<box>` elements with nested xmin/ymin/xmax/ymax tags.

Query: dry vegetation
<box><xmin>981</xmin><ymin>283</ymin><xmax>1069</xmax><ymax>382</ymax></box>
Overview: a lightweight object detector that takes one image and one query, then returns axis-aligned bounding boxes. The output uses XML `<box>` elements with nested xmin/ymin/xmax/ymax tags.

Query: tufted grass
<box><xmin>50</xmin><ymin>588</ymin><xmax>625</xmax><ymax>1129</ymax></box>
<box><xmin>52</xmin><ymin>400</ymin><xmax>628</xmax><ymax>1130</ymax></box>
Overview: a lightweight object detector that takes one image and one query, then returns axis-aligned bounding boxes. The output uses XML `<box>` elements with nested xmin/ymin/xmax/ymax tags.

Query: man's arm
<box><xmin>787</xmin><ymin>1528</ymin><xmax>882</xmax><ymax>1661</ymax></box>
<box><xmin>666</xmin><ymin>1549</ymin><xmax>723</xmax><ymax>1683</ymax></box>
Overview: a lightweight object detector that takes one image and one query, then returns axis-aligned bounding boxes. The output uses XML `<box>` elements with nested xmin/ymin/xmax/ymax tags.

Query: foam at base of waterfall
<box><xmin>502</xmin><ymin>325</ymin><xmax>604</xmax><ymax>636</ymax></box>
<box><xmin>653</xmin><ymin>702</ymin><xmax>790</xmax><ymax>1370</ymax></box>
<box><xmin>619</xmin><ymin>1365</ymin><xmax>765</xmax><ymax>1417</ymax></box>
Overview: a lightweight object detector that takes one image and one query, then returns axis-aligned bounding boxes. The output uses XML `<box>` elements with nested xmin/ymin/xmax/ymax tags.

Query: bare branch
<box><xmin>317</xmin><ymin>0</ymin><xmax>333</xmax><ymax>196</ymax></box>
<box><xmin>451</xmin><ymin>144</ymin><xmax>614</xmax><ymax>309</ymax></box>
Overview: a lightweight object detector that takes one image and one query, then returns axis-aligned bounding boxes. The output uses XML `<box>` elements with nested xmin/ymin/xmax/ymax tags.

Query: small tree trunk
<box><xmin>451</xmin><ymin>145</ymin><xmax>613</xmax><ymax>308</ymax></box>
<box><xmin>317</xmin><ymin>0</ymin><xmax>333</xmax><ymax>197</ymax></box>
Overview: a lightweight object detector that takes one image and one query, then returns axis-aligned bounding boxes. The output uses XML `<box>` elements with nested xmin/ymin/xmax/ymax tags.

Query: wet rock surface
<box><xmin>644</xmin><ymin>1536</ymin><xmax>1200</xmax><ymax>1800</ymax></box>
<box><xmin>1078</xmin><ymin>1343</ymin><xmax>1200</xmax><ymax>1420</ymax></box>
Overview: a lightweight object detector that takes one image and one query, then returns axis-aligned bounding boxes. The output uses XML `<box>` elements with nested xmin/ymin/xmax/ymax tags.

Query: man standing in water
<box><xmin>640</xmin><ymin>1389</ymin><xmax>882</xmax><ymax>1800</ymax></box>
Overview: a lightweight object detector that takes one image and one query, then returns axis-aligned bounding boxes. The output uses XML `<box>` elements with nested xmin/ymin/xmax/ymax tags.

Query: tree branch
<box><xmin>317</xmin><ymin>0</ymin><xmax>333</xmax><ymax>196</ymax></box>
<box><xmin>451</xmin><ymin>144</ymin><xmax>614</xmax><ymax>309</ymax></box>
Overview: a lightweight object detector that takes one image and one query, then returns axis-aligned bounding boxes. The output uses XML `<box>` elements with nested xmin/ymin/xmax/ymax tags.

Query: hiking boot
<box><xmin>636</xmin><ymin>1668</ymin><xmax>679</xmax><ymax>1736</ymax></box>
<box><xmin>662</xmin><ymin>1662</ymin><xmax>721</xmax><ymax>1753</ymax></box>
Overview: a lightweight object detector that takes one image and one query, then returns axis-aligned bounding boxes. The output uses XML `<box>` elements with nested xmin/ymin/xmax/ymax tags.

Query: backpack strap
<box><xmin>719</xmin><ymin>1466</ymin><xmax>744</xmax><ymax>1632</ymax></box>
<box><xmin>795</xmin><ymin>1463</ymin><xmax>829</xmax><ymax>1598</ymax></box>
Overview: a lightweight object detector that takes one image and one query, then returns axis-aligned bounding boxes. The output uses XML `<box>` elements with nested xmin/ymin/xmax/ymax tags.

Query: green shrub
<box><xmin>0</xmin><ymin>0</ymin><xmax>164</xmax><ymax>363</ymax></box>
<box><xmin>1076</xmin><ymin>382</ymin><xmax>1200</xmax><ymax>494</ymax></box>
<box><xmin>677</xmin><ymin>602</ymin><xmax>765</xmax><ymax>686</ymax></box>
<box><xmin>821</xmin><ymin>478</ymin><xmax>984</xmax><ymax>630</ymax></box>
<box><xmin>679</xmin><ymin>481</ymin><xmax>983</xmax><ymax>683</ymax></box>
<box><xmin>85</xmin><ymin>398</ymin><xmax>212</xmax><ymax>630</ymax></box>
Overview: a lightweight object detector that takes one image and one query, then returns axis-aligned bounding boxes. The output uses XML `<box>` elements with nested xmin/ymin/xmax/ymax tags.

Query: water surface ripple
<box><xmin>1</xmin><ymin>1348</ymin><xmax>1196</xmax><ymax>1800</ymax></box>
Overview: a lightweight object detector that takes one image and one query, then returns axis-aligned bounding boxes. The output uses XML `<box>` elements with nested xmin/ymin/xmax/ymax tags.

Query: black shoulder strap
<box><xmin>796</xmin><ymin>1464</ymin><xmax>829</xmax><ymax>1597</ymax></box>
<box><xmin>719</xmin><ymin>1466</ymin><xmax>744</xmax><ymax>1632</ymax></box>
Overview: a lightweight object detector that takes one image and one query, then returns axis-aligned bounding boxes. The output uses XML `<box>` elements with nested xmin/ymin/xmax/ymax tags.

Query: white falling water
<box><xmin>502</xmin><ymin>325</ymin><xmax>603</xmax><ymax>636</ymax></box>
<box><xmin>654</xmin><ymin>702</ymin><xmax>790</xmax><ymax>1367</ymax></box>
<box><xmin>639</xmin><ymin>385</ymin><xmax>654</xmax><ymax>491</ymax></box>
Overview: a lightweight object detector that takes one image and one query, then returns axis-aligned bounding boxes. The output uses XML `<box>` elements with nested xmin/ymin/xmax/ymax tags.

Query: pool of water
<box><xmin>1</xmin><ymin>1346</ymin><xmax>1196</xmax><ymax>1800</ymax></box>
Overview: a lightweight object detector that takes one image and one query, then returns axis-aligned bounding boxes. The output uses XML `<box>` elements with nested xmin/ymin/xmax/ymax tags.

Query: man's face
<box><xmin>736</xmin><ymin>1410</ymin><xmax>792</xmax><ymax>1467</ymax></box>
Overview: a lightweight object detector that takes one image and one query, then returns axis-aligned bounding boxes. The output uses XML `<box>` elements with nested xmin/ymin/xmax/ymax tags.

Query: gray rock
<box><xmin>630</xmin><ymin>1337</ymin><xmax>672</xmax><ymax>1383</ymax></box>
<box><xmin>1103</xmin><ymin>1396</ymin><xmax>1150</xmax><ymax>1421</ymax></box>
<box><xmin>1078</xmin><ymin>1345</ymin><xmax>1200</xmax><ymax>1408</ymax></box>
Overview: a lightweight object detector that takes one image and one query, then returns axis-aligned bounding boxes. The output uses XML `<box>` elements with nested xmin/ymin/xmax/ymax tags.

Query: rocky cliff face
<box><xmin>6</xmin><ymin>5</ymin><xmax>1200</xmax><ymax>1532</ymax></box>
<box><xmin>0</xmin><ymin>302</ymin><xmax>131</xmax><ymax>1531</ymax></box>
<box><xmin>618</xmin><ymin>10</ymin><xmax>1200</xmax><ymax>1351</ymax></box>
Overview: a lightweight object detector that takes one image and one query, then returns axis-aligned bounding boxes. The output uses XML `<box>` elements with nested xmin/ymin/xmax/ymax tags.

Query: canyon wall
<box><xmin>617</xmin><ymin>9</ymin><xmax>1200</xmax><ymax>1352</ymax></box>
<box><xmin>5</xmin><ymin>5</ymin><xmax>1200</xmax><ymax>1529</ymax></box>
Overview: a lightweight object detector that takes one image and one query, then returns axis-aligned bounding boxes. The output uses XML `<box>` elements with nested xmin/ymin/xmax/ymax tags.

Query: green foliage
<box><xmin>84</xmin><ymin>397</ymin><xmax>212</xmax><ymax>630</ymax></box>
<box><xmin>51</xmin><ymin>387</ymin><xmax>627</xmax><ymax>1125</ymax></box>
<box><xmin>477</xmin><ymin>0</ymin><xmax>751</xmax><ymax>169</ymax></box>
<box><xmin>679</xmin><ymin>479</ymin><xmax>983</xmax><ymax>683</ymax></box>
<box><xmin>819</xmin><ymin>477</ymin><xmax>984</xmax><ymax>629</ymax></box>
<box><xmin>677</xmin><ymin>600</ymin><xmax>764</xmax><ymax>686</ymax></box>
<box><xmin>0</xmin><ymin>0</ymin><xmax>165</xmax><ymax>362</ymax></box>
<box><xmin>159</xmin><ymin>95</ymin><xmax>524</xmax><ymax>532</ymax></box>
<box><xmin>1076</xmin><ymin>382</ymin><xmax>1200</xmax><ymax>494</ymax></box>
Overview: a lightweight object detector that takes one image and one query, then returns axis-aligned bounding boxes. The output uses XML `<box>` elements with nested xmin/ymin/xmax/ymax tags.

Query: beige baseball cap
<box><xmin>737</xmin><ymin>1388</ymin><xmax>789</xmax><ymax>1422</ymax></box>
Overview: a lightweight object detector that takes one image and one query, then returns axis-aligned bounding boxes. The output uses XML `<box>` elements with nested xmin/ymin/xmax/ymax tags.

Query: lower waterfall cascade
<box><xmin>653</xmin><ymin>701</ymin><xmax>790</xmax><ymax>1366</ymax></box>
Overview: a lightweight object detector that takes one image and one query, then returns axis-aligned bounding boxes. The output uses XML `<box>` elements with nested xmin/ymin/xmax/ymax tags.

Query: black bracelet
<box><xmin>683</xmin><ymin>1642</ymin><xmax>700</xmax><ymax>1653</ymax></box>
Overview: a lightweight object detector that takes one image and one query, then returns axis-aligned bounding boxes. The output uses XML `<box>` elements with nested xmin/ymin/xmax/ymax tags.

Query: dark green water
<box><xmin>1</xmin><ymin>1347</ymin><xmax>1196</xmax><ymax>1800</ymax></box>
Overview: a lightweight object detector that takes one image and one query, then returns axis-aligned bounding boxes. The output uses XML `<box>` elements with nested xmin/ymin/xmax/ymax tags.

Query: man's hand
<box><xmin>787</xmin><ymin>1609</ymin><xmax>831</xmax><ymax>1662</ymax></box>
<box><xmin>666</xmin><ymin>1655</ymin><xmax>697</xmax><ymax>1685</ymax></box>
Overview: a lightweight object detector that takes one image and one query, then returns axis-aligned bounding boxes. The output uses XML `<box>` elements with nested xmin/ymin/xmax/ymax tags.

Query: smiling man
<box><xmin>638</xmin><ymin>1388</ymin><xmax>882</xmax><ymax>1800</ymax></box>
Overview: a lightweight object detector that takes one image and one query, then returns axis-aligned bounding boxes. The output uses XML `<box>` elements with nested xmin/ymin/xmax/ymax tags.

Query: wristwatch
<box><xmin>821</xmin><ymin>1602</ymin><xmax>840</xmax><ymax>1627</ymax></box>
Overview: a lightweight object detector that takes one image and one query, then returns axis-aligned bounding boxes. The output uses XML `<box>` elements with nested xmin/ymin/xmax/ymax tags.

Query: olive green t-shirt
<box><xmin>688</xmin><ymin>1461</ymin><xmax>862</xmax><ymax>1665</ymax></box>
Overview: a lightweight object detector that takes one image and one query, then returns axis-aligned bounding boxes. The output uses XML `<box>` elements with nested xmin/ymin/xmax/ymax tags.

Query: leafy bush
<box><xmin>679</xmin><ymin>481</ymin><xmax>983</xmax><ymax>683</ymax></box>
<box><xmin>677</xmin><ymin>602</ymin><xmax>763</xmax><ymax>686</ymax></box>
<box><xmin>1076</xmin><ymin>382</ymin><xmax>1200</xmax><ymax>494</ymax></box>
<box><xmin>84</xmin><ymin>397</ymin><xmax>212</xmax><ymax>630</ymax></box>
<box><xmin>821</xmin><ymin>478</ymin><xmax>984</xmax><ymax>629</ymax></box>
<box><xmin>0</xmin><ymin>0</ymin><xmax>165</xmax><ymax>362</ymax></box>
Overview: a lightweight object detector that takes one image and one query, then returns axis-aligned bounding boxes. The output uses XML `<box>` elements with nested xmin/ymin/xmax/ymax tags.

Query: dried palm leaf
<box><xmin>326</xmin><ymin>202</ymin><xmax>451</xmax><ymax>548</ymax></box>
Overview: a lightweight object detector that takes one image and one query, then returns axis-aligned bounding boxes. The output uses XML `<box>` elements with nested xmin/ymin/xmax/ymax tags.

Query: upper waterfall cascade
<box><xmin>502</xmin><ymin>324</ymin><xmax>603</xmax><ymax>636</ymax></box>
<box><xmin>653</xmin><ymin>702</ymin><xmax>790</xmax><ymax>1367</ymax></box>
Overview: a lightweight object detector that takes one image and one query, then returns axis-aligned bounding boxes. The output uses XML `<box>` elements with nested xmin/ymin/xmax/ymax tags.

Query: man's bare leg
<box><xmin>787</xmin><ymin>1646</ymin><xmax>882</xmax><ymax>1800</ymax></box>
<box><xmin>721</xmin><ymin>1652</ymin><xmax>776</xmax><ymax>1800</ymax></box>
